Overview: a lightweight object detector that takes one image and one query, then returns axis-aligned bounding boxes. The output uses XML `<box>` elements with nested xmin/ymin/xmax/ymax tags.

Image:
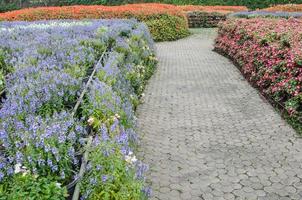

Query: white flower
<box><xmin>131</xmin><ymin>156</ymin><xmax>138</xmax><ymax>164</ymax></box>
<box><xmin>14</xmin><ymin>163</ymin><xmax>22</xmax><ymax>174</ymax></box>
<box><xmin>22</xmin><ymin>170</ymin><xmax>29</xmax><ymax>176</ymax></box>
<box><xmin>125</xmin><ymin>153</ymin><xmax>137</xmax><ymax>165</ymax></box>
<box><xmin>114</xmin><ymin>114</ymin><xmax>120</xmax><ymax>119</ymax></box>
<box><xmin>14</xmin><ymin>163</ymin><xmax>29</xmax><ymax>176</ymax></box>
<box><xmin>87</xmin><ymin>117</ymin><xmax>95</xmax><ymax>126</ymax></box>
<box><xmin>125</xmin><ymin>155</ymin><xmax>132</xmax><ymax>164</ymax></box>
<box><xmin>56</xmin><ymin>183</ymin><xmax>62</xmax><ymax>188</ymax></box>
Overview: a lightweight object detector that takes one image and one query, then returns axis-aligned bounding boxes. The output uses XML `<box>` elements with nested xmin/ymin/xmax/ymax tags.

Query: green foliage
<box><xmin>145</xmin><ymin>14</ymin><xmax>190</xmax><ymax>42</ymax></box>
<box><xmin>0</xmin><ymin>49</ymin><xmax>13</xmax><ymax>91</ymax></box>
<box><xmin>0</xmin><ymin>174</ymin><xmax>68</xmax><ymax>200</ymax></box>
<box><xmin>81</xmin><ymin>140</ymin><xmax>147</xmax><ymax>200</ymax></box>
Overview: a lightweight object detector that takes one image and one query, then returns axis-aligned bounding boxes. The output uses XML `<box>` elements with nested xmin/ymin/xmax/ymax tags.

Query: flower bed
<box><xmin>264</xmin><ymin>4</ymin><xmax>302</xmax><ymax>12</ymax></box>
<box><xmin>215</xmin><ymin>18</ymin><xmax>302</xmax><ymax>132</ymax></box>
<box><xmin>0</xmin><ymin>4</ymin><xmax>251</xmax><ymax>38</ymax></box>
<box><xmin>229</xmin><ymin>11</ymin><xmax>302</xmax><ymax>18</ymax></box>
<box><xmin>0</xmin><ymin>3</ymin><xmax>190</xmax><ymax>42</ymax></box>
<box><xmin>178</xmin><ymin>5</ymin><xmax>248</xmax><ymax>14</ymax></box>
<box><xmin>0</xmin><ymin>19</ymin><xmax>157</xmax><ymax>199</ymax></box>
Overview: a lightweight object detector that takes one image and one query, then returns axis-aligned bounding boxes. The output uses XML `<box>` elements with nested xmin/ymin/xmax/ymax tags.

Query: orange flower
<box><xmin>0</xmin><ymin>3</ymin><xmax>248</xmax><ymax>21</ymax></box>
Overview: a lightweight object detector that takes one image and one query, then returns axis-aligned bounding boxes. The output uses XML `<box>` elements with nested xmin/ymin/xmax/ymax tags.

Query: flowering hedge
<box><xmin>264</xmin><ymin>4</ymin><xmax>302</xmax><ymax>12</ymax></box>
<box><xmin>229</xmin><ymin>11</ymin><xmax>302</xmax><ymax>19</ymax></box>
<box><xmin>178</xmin><ymin>5</ymin><xmax>248</xmax><ymax>14</ymax></box>
<box><xmin>0</xmin><ymin>4</ymin><xmax>190</xmax><ymax>42</ymax></box>
<box><xmin>1</xmin><ymin>0</ymin><xmax>300</xmax><ymax>12</ymax></box>
<box><xmin>0</xmin><ymin>4</ymin><xmax>251</xmax><ymax>40</ymax></box>
<box><xmin>0</xmin><ymin>19</ymin><xmax>157</xmax><ymax>199</ymax></box>
<box><xmin>215</xmin><ymin>18</ymin><xmax>302</xmax><ymax>131</ymax></box>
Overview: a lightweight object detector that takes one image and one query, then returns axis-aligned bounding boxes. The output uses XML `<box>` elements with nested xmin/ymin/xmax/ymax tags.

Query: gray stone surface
<box><xmin>137</xmin><ymin>30</ymin><xmax>302</xmax><ymax>200</ymax></box>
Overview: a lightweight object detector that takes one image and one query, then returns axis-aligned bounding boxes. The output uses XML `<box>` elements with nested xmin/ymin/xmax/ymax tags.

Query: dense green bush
<box><xmin>2</xmin><ymin>0</ymin><xmax>302</xmax><ymax>12</ymax></box>
<box><xmin>144</xmin><ymin>14</ymin><xmax>190</xmax><ymax>41</ymax></box>
<box><xmin>0</xmin><ymin>174</ymin><xmax>68</xmax><ymax>200</ymax></box>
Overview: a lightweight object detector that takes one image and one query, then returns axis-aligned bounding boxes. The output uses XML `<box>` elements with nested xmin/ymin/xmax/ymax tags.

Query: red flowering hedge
<box><xmin>0</xmin><ymin>3</ymin><xmax>190</xmax><ymax>42</ymax></box>
<box><xmin>215</xmin><ymin>18</ymin><xmax>302</xmax><ymax>129</ymax></box>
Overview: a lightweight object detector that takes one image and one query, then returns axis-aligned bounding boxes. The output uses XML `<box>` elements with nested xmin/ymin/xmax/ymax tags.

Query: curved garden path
<box><xmin>137</xmin><ymin>29</ymin><xmax>302</xmax><ymax>200</ymax></box>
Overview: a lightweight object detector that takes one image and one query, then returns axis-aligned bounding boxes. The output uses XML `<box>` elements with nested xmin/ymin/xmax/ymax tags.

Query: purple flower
<box><xmin>89</xmin><ymin>177</ymin><xmax>97</xmax><ymax>185</ymax></box>
<box><xmin>100</xmin><ymin>125</ymin><xmax>109</xmax><ymax>141</ymax></box>
<box><xmin>16</xmin><ymin>151</ymin><xmax>23</xmax><ymax>163</ymax></box>
<box><xmin>110</xmin><ymin>118</ymin><xmax>119</xmax><ymax>132</ymax></box>
<box><xmin>116</xmin><ymin>130</ymin><xmax>128</xmax><ymax>144</ymax></box>
<box><xmin>102</xmin><ymin>175</ymin><xmax>108</xmax><ymax>182</ymax></box>
<box><xmin>0</xmin><ymin>172</ymin><xmax>4</xmax><ymax>181</ymax></box>
<box><xmin>136</xmin><ymin>162</ymin><xmax>149</xmax><ymax>179</ymax></box>
<box><xmin>92</xmin><ymin>135</ymin><xmax>100</xmax><ymax>146</ymax></box>
<box><xmin>96</xmin><ymin>164</ymin><xmax>102</xmax><ymax>171</ymax></box>
<box><xmin>142</xmin><ymin>187</ymin><xmax>152</xmax><ymax>197</ymax></box>
<box><xmin>0</xmin><ymin>19</ymin><xmax>155</xmax><ymax>192</ymax></box>
<box><xmin>86</xmin><ymin>162</ymin><xmax>92</xmax><ymax>171</ymax></box>
<box><xmin>60</xmin><ymin>171</ymin><xmax>65</xmax><ymax>179</ymax></box>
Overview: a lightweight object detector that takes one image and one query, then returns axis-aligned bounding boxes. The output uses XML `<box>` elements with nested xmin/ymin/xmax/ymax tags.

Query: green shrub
<box><xmin>145</xmin><ymin>14</ymin><xmax>190</xmax><ymax>41</ymax></box>
<box><xmin>0</xmin><ymin>174</ymin><xmax>68</xmax><ymax>200</ymax></box>
<box><xmin>81</xmin><ymin>141</ymin><xmax>148</xmax><ymax>200</ymax></box>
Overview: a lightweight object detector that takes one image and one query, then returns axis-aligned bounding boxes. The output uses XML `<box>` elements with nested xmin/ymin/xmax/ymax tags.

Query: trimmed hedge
<box><xmin>215</xmin><ymin>18</ymin><xmax>302</xmax><ymax>132</ymax></box>
<box><xmin>0</xmin><ymin>4</ymin><xmax>190</xmax><ymax>42</ymax></box>
<box><xmin>144</xmin><ymin>14</ymin><xmax>189</xmax><ymax>41</ymax></box>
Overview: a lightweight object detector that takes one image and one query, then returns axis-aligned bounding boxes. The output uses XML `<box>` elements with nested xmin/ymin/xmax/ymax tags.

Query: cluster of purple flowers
<box><xmin>0</xmin><ymin>19</ymin><xmax>156</xmax><ymax>199</ymax></box>
<box><xmin>1</xmin><ymin>112</ymin><xmax>87</xmax><ymax>180</ymax></box>
<box><xmin>79</xmin><ymin>20</ymin><xmax>156</xmax><ymax>200</ymax></box>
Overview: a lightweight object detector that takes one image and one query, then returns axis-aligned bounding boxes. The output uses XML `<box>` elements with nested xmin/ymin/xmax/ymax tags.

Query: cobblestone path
<box><xmin>137</xmin><ymin>30</ymin><xmax>302</xmax><ymax>200</ymax></box>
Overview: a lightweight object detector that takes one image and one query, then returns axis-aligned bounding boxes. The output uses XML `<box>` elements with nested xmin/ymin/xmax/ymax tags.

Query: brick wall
<box><xmin>186</xmin><ymin>11</ymin><xmax>227</xmax><ymax>28</ymax></box>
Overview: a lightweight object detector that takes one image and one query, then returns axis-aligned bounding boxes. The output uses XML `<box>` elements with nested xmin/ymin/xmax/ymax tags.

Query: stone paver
<box><xmin>137</xmin><ymin>30</ymin><xmax>302</xmax><ymax>200</ymax></box>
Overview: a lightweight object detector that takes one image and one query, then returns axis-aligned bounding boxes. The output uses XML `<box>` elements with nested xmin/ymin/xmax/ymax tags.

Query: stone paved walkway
<box><xmin>137</xmin><ymin>30</ymin><xmax>302</xmax><ymax>200</ymax></box>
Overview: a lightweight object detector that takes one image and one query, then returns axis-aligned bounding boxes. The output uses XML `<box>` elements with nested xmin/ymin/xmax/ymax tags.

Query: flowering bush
<box><xmin>229</xmin><ymin>11</ymin><xmax>302</xmax><ymax>19</ymax></box>
<box><xmin>0</xmin><ymin>3</ymin><xmax>190</xmax><ymax>42</ymax></box>
<box><xmin>0</xmin><ymin>0</ymin><xmax>296</xmax><ymax>12</ymax></box>
<box><xmin>178</xmin><ymin>5</ymin><xmax>248</xmax><ymax>14</ymax></box>
<box><xmin>264</xmin><ymin>4</ymin><xmax>302</xmax><ymax>12</ymax></box>
<box><xmin>215</xmin><ymin>18</ymin><xmax>302</xmax><ymax>131</ymax></box>
<box><xmin>0</xmin><ymin>174</ymin><xmax>68</xmax><ymax>199</ymax></box>
<box><xmin>0</xmin><ymin>19</ymin><xmax>157</xmax><ymax>199</ymax></box>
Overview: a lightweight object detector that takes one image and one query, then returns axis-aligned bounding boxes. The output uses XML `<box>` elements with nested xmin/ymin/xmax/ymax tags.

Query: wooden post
<box><xmin>72</xmin><ymin>136</ymin><xmax>93</xmax><ymax>200</ymax></box>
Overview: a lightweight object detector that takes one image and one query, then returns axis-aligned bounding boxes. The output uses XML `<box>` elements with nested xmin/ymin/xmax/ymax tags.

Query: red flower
<box><xmin>215</xmin><ymin>18</ymin><xmax>302</xmax><ymax>117</ymax></box>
